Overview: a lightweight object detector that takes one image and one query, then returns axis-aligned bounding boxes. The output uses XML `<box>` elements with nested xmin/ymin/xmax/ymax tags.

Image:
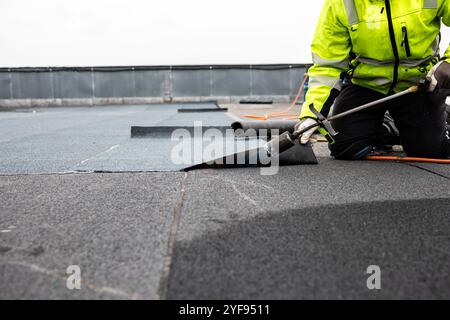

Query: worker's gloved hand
<box><xmin>295</xmin><ymin>118</ymin><xmax>318</xmax><ymax>145</ymax></box>
<box><xmin>427</xmin><ymin>61</ymin><xmax>450</xmax><ymax>91</ymax></box>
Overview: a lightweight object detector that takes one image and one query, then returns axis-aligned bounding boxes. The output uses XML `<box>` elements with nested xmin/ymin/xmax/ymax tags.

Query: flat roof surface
<box><xmin>0</xmin><ymin>103</ymin><xmax>239</xmax><ymax>173</ymax></box>
<box><xmin>1</xmin><ymin>104</ymin><xmax>450</xmax><ymax>299</ymax></box>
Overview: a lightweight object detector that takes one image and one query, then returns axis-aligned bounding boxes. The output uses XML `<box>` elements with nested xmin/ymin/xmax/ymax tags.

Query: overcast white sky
<box><xmin>0</xmin><ymin>0</ymin><xmax>449</xmax><ymax>67</ymax></box>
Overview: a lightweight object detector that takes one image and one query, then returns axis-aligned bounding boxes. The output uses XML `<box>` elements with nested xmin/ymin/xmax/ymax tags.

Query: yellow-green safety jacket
<box><xmin>300</xmin><ymin>0</ymin><xmax>450</xmax><ymax>119</ymax></box>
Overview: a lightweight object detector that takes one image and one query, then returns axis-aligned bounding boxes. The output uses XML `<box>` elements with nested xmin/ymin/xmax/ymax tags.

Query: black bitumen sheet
<box><xmin>0</xmin><ymin>172</ymin><xmax>184</xmax><ymax>299</ymax></box>
<box><xmin>0</xmin><ymin>103</ymin><xmax>238</xmax><ymax>173</ymax></box>
<box><xmin>131</xmin><ymin>126</ymin><xmax>230</xmax><ymax>138</ymax></box>
<box><xmin>185</xmin><ymin>140</ymin><xmax>318</xmax><ymax>170</ymax></box>
<box><xmin>178</xmin><ymin>108</ymin><xmax>228</xmax><ymax>113</ymax></box>
<box><xmin>167</xmin><ymin>162</ymin><xmax>450</xmax><ymax>299</ymax></box>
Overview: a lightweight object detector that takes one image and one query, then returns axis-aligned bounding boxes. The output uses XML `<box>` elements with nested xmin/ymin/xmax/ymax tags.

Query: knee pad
<box><xmin>330</xmin><ymin>140</ymin><xmax>373</xmax><ymax>160</ymax></box>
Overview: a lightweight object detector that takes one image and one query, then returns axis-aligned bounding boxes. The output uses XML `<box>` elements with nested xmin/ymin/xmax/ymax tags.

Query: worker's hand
<box><xmin>427</xmin><ymin>61</ymin><xmax>450</xmax><ymax>91</ymax></box>
<box><xmin>295</xmin><ymin>118</ymin><xmax>318</xmax><ymax>145</ymax></box>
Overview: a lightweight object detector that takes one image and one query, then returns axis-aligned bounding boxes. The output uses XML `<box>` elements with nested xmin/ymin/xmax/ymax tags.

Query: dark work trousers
<box><xmin>329</xmin><ymin>84</ymin><xmax>450</xmax><ymax>159</ymax></box>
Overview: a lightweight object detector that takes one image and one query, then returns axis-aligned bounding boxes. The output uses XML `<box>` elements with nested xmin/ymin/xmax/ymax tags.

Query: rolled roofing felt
<box><xmin>131</xmin><ymin>126</ymin><xmax>230</xmax><ymax>138</ymax></box>
<box><xmin>231</xmin><ymin>120</ymin><xmax>298</xmax><ymax>137</ymax></box>
<box><xmin>184</xmin><ymin>139</ymin><xmax>317</xmax><ymax>171</ymax></box>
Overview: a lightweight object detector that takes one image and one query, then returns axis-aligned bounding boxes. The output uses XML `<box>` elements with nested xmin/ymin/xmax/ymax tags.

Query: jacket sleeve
<box><xmin>300</xmin><ymin>0</ymin><xmax>352</xmax><ymax>119</ymax></box>
<box><xmin>439</xmin><ymin>0</ymin><xmax>450</xmax><ymax>62</ymax></box>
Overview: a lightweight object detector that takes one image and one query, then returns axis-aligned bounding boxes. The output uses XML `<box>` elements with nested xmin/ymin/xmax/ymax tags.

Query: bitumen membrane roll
<box><xmin>231</xmin><ymin>120</ymin><xmax>298</xmax><ymax>137</ymax></box>
<box><xmin>131</xmin><ymin>126</ymin><xmax>230</xmax><ymax>138</ymax></box>
<box><xmin>177</xmin><ymin>108</ymin><xmax>228</xmax><ymax>113</ymax></box>
<box><xmin>184</xmin><ymin>139</ymin><xmax>318</xmax><ymax>171</ymax></box>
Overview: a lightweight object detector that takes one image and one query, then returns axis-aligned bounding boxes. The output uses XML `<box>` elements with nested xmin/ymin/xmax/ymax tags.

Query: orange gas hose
<box><xmin>366</xmin><ymin>155</ymin><xmax>450</xmax><ymax>164</ymax></box>
<box><xmin>243</xmin><ymin>73</ymin><xmax>308</xmax><ymax>121</ymax></box>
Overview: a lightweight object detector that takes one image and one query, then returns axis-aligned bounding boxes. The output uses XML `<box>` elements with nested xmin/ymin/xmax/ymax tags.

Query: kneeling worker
<box><xmin>298</xmin><ymin>0</ymin><xmax>450</xmax><ymax>159</ymax></box>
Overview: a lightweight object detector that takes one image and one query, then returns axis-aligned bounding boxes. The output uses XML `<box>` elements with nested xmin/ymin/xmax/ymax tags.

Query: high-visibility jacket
<box><xmin>300</xmin><ymin>0</ymin><xmax>450</xmax><ymax>119</ymax></box>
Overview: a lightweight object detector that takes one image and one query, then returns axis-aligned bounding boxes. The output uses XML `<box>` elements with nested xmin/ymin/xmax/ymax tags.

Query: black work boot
<box><xmin>373</xmin><ymin>112</ymin><xmax>401</xmax><ymax>150</ymax></box>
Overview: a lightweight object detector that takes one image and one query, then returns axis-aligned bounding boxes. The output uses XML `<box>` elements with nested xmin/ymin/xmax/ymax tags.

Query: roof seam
<box><xmin>404</xmin><ymin>163</ymin><xmax>450</xmax><ymax>181</ymax></box>
<box><xmin>156</xmin><ymin>171</ymin><xmax>189</xmax><ymax>300</ymax></box>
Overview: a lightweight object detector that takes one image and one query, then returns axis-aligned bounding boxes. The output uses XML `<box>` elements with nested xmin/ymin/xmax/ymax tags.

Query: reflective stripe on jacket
<box><xmin>300</xmin><ymin>0</ymin><xmax>450</xmax><ymax>119</ymax></box>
